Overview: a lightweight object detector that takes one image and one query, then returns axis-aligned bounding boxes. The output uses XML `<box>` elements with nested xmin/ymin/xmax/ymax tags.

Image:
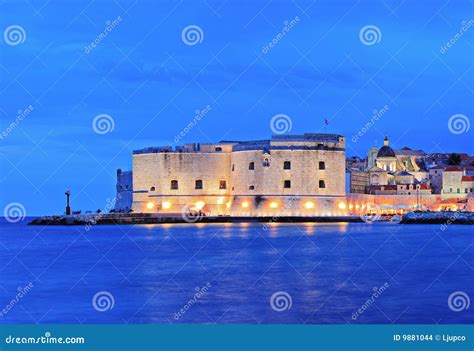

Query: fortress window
<box><xmin>249</xmin><ymin>162</ymin><xmax>255</xmax><ymax>170</ymax></box>
<box><xmin>263</xmin><ymin>158</ymin><xmax>270</xmax><ymax>167</ymax></box>
<box><xmin>319</xmin><ymin>161</ymin><xmax>325</xmax><ymax>170</ymax></box>
<box><xmin>249</xmin><ymin>185</ymin><xmax>255</xmax><ymax>190</ymax></box>
<box><xmin>219</xmin><ymin>180</ymin><xmax>227</xmax><ymax>189</ymax></box>
<box><xmin>171</xmin><ymin>180</ymin><xmax>179</xmax><ymax>190</ymax></box>
<box><xmin>150</xmin><ymin>186</ymin><xmax>155</xmax><ymax>192</ymax></box>
<box><xmin>284</xmin><ymin>180</ymin><xmax>291</xmax><ymax>188</ymax></box>
<box><xmin>195</xmin><ymin>180</ymin><xmax>203</xmax><ymax>190</ymax></box>
<box><xmin>215</xmin><ymin>147</ymin><xmax>222</xmax><ymax>152</ymax></box>
<box><xmin>283</xmin><ymin>161</ymin><xmax>291</xmax><ymax>170</ymax></box>
<box><xmin>319</xmin><ymin>180</ymin><xmax>326</xmax><ymax>189</ymax></box>
<box><xmin>232</xmin><ymin>164</ymin><xmax>235</xmax><ymax>171</ymax></box>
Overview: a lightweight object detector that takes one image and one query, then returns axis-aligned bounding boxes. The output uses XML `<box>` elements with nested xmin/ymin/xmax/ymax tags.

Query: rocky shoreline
<box><xmin>28</xmin><ymin>213</ymin><xmax>364</xmax><ymax>225</ymax></box>
<box><xmin>400</xmin><ymin>211</ymin><xmax>474</xmax><ymax>224</ymax></box>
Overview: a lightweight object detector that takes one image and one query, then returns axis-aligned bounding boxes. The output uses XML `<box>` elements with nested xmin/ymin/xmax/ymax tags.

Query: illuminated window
<box><xmin>195</xmin><ymin>180</ymin><xmax>203</xmax><ymax>190</ymax></box>
<box><xmin>219</xmin><ymin>180</ymin><xmax>227</xmax><ymax>189</ymax></box>
<box><xmin>249</xmin><ymin>162</ymin><xmax>255</xmax><ymax>170</ymax></box>
<box><xmin>319</xmin><ymin>180</ymin><xmax>326</xmax><ymax>189</ymax></box>
<box><xmin>319</xmin><ymin>161</ymin><xmax>325</xmax><ymax>170</ymax></box>
<box><xmin>171</xmin><ymin>180</ymin><xmax>178</xmax><ymax>190</ymax></box>
<box><xmin>283</xmin><ymin>161</ymin><xmax>291</xmax><ymax>170</ymax></box>
<box><xmin>284</xmin><ymin>180</ymin><xmax>291</xmax><ymax>188</ymax></box>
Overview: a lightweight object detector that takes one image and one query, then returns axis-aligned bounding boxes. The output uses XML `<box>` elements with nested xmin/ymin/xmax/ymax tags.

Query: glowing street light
<box><xmin>304</xmin><ymin>201</ymin><xmax>315</xmax><ymax>209</ymax></box>
<box><xmin>146</xmin><ymin>202</ymin><xmax>154</xmax><ymax>210</ymax></box>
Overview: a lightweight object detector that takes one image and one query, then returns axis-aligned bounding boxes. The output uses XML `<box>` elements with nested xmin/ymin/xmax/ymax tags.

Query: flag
<box><xmin>325</xmin><ymin>118</ymin><xmax>329</xmax><ymax>125</ymax></box>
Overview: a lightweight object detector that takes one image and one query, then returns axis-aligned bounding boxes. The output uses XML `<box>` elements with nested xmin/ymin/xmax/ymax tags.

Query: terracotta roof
<box><xmin>462</xmin><ymin>176</ymin><xmax>474</xmax><ymax>182</ymax></box>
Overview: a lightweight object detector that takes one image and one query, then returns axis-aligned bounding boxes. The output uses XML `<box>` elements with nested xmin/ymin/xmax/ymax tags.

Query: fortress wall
<box><xmin>133</xmin><ymin>151</ymin><xmax>231</xmax><ymax>213</ymax></box>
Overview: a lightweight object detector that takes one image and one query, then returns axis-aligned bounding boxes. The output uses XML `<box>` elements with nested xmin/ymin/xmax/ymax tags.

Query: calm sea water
<box><xmin>0</xmin><ymin>218</ymin><xmax>472</xmax><ymax>324</ymax></box>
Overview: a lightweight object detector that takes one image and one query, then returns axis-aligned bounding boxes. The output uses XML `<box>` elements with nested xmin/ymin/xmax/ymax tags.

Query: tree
<box><xmin>448</xmin><ymin>153</ymin><xmax>461</xmax><ymax>165</ymax></box>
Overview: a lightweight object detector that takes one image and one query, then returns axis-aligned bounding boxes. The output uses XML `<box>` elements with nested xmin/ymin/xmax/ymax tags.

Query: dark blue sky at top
<box><xmin>1</xmin><ymin>0</ymin><xmax>473</xmax><ymax>215</ymax></box>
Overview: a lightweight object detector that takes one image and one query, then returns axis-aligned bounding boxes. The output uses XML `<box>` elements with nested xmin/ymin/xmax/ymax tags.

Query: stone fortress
<box><xmin>115</xmin><ymin>133</ymin><xmax>474</xmax><ymax>216</ymax></box>
<box><xmin>129</xmin><ymin>133</ymin><xmax>347</xmax><ymax>217</ymax></box>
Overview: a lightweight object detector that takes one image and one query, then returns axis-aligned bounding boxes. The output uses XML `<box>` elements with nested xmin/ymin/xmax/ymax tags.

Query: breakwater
<box><xmin>28</xmin><ymin>213</ymin><xmax>364</xmax><ymax>225</ymax></box>
<box><xmin>401</xmin><ymin>211</ymin><xmax>474</xmax><ymax>224</ymax></box>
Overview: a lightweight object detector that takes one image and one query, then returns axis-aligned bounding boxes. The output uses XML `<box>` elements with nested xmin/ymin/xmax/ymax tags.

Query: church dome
<box><xmin>377</xmin><ymin>145</ymin><xmax>396</xmax><ymax>158</ymax></box>
<box><xmin>377</xmin><ymin>136</ymin><xmax>396</xmax><ymax>158</ymax></box>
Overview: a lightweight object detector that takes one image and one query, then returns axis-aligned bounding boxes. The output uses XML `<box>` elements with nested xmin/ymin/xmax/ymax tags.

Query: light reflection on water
<box><xmin>0</xmin><ymin>220</ymin><xmax>472</xmax><ymax>324</ymax></box>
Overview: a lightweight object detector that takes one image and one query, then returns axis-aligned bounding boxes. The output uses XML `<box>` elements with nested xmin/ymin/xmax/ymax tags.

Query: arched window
<box><xmin>319</xmin><ymin>161</ymin><xmax>325</xmax><ymax>170</ymax></box>
<box><xmin>263</xmin><ymin>158</ymin><xmax>270</xmax><ymax>167</ymax></box>
<box><xmin>150</xmin><ymin>186</ymin><xmax>155</xmax><ymax>192</ymax></box>
<box><xmin>284</xmin><ymin>180</ymin><xmax>291</xmax><ymax>188</ymax></box>
<box><xmin>249</xmin><ymin>162</ymin><xmax>255</xmax><ymax>170</ymax></box>
<box><xmin>215</xmin><ymin>147</ymin><xmax>222</xmax><ymax>152</ymax></box>
<box><xmin>319</xmin><ymin>180</ymin><xmax>326</xmax><ymax>189</ymax></box>
<box><xmin>219</xmin><ymin>180</ymin><xmax>227</xmax><ymax>189</ymax></box>
<box><xmin>195</xmin><ymin>180</ymin><xmax>203</xmax><ymax>190</ymax></box>
<box><xmin>283</xmin><ymin>161</ymin><xmax>291</xmax><ymax>170</ymax></box>
<box><xmin>171</xmin><ymin>180</ymin><xmax>178</xmax><ymax>190</ymax></box>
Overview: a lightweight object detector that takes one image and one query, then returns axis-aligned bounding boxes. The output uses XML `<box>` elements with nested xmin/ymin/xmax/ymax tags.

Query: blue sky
<box><xmin>1</xmin><ymin>0</ymin><xmax>473</xmax><ymax>215</ymax></box>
